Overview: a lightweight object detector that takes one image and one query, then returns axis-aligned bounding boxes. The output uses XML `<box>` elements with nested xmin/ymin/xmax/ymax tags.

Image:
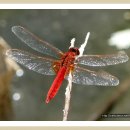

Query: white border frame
<box><xmin>0</xmin><ymin>4</ymin><xmax>130</xmax><ymax>9</ymax></box>
<box><xmin>0</xmin><ymin>121</ymin><xmax>130</xmax><ymax>126</ymax></box>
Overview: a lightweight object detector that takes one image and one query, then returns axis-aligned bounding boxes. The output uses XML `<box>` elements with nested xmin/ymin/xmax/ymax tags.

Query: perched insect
<box><xmin>6</xmin><ymin>26</ymin><xmax>129</xmax><ymax>103</ymax></box>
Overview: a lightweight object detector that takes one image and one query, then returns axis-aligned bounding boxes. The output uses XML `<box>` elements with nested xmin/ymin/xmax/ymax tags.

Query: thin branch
<box><xmin>79</xmin><ymin>32</ymin><xmax>90</xmax><ymax>57</ymax></box>
<box><xmin>63</xmin><ymin>72</ymin><xmax>72</xmax><ymax>121</ymax></box>
<box><xmin>62</xmin><ymin>32</ymin><xmax>90</xmax><ymax>121</ymax></box>
<box><xmin>69</xmin><ymin>38</ymin><xmax>75</xmax><ymax>49</ymax></box>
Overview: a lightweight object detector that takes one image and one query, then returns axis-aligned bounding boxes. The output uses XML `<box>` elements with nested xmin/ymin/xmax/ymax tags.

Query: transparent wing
<box><xmin>12</xmin><ymin>26</ymin><xmax>63</xmax><ymax>58</ymax></box>
<box><xmin>6</xmin><ymin>49</ymin><xmax>55</xmax><ymax>75</ymax></box>
<box><xmin>71</xmin><ymin>66</ymin><xmax>119</xmax><ymax>86</ymax></box>
<box><xmin>76</xmin><ymin>51</ymin><xmax>129</xmax><ymax>66</ymax></box>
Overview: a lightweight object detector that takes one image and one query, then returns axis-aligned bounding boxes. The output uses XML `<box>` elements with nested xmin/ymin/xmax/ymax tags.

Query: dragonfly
<box><xmin>6</xmin><ymin>26</ymin><xmax>129</xmax><ymax>103</ymax></box>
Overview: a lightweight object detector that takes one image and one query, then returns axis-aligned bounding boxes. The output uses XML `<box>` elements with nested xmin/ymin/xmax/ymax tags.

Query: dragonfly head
<box><xmin>69</xmin><ymin>47</ymin><xmax>80</xmax><ymax>56</ymax></box>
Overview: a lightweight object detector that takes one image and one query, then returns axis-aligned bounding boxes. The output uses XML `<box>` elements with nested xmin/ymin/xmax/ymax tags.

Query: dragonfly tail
<box><xmin>45</xmin><ymin>66</ymin><xmax>67</xmax><ymax>103</ymax></box>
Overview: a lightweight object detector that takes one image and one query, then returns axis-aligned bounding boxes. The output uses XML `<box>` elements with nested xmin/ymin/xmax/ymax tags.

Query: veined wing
<box><xmin>6</xmin><ymin>49</ymin><xmax>55</xmax><ymax>75</ymax></box>
<box><xmin>76</xmin><ymin>51</ymin><xmax>129</xmax><ymax>66</ymax></box>
<box><xmin>71</xmin><ymin>66</ymin><xmax>119</xmax><ymax>86</ymax></box>
<box><xmin>12</xmin><ymin>26</ymin><xmax>63</xmax><ymax>58</ymax></box>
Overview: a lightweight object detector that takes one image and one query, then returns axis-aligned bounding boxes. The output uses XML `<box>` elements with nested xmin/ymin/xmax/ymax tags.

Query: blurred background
<box><xmin>0</xmin><ymin>9</ymin><xmax>130</xmax><ymax>121</ymax></box>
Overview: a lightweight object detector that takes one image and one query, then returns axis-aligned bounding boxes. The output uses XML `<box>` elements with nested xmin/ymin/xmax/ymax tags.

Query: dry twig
<box><xmin>63</xmin><ymin>32</ymin><xmax>90</xmax><ymax>121</ymax></box>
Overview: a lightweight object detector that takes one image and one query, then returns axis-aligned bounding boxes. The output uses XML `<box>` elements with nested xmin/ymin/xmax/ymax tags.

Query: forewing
<box><xmin>76</xmin><ymin>51</ymin><xmax>129</xmax><ymax>66</ymax></box>
<box><xmin>71</xmin><ymin>66</ymin><xmax>119</xmax><ymax>86</ymax></box>
<box><xmin>6</xmin><ymin>49</ymin><xmax>55</xmax><ymax>75</ymax></box>
<box><xmin>12</xmin><ymin>26</ymin><xmax>63</xmax><ymax>58</ymax></box>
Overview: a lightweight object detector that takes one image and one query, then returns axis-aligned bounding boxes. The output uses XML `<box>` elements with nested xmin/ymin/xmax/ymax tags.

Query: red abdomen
<box><xmin>46</xmin><ymin>66</ymin><xmax>67</xmax><ymax>103</ymax></box>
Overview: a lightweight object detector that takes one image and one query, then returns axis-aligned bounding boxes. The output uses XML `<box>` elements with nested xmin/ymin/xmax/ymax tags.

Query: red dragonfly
<box><xmin>6</xmin><ymin>26</ymin><xmax>129</xmax><ymax>103</ymax></box>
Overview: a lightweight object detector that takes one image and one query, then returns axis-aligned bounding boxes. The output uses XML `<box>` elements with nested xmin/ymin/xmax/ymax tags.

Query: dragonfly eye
<box><xmin>69</xmin><ymin>47</ymin><xmax>80</xmax><ymax>55</ymax></box>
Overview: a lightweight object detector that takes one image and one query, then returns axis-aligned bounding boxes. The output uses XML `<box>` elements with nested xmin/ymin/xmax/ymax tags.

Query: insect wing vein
<box><xmin>72</xmin><ymin>66</ymin><xmax>119</xmax><ymax>86</ymax></box>
<box><xmin>76</xmin><ymin>51</ymin><xmax>129</xmax><ymax>66</ymax></box>
<box><xmin>6</xmin><ymin>49</ymin><xmax>55</xmax><ymax>75</ymax></box>
<box><xmin>12</xmin><ymin>26</ymin><xmax>63</xmax><ymax>58</ymax></box>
